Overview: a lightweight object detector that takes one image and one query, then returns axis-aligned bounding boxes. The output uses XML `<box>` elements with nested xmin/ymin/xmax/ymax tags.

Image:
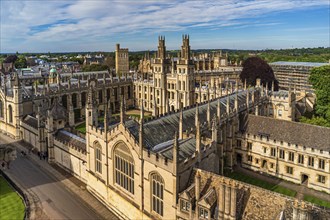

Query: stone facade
<box><xmin>115</xmin><ymin>44</ymin><xmax>129</xmax><ymax>76</ymax></box>
<box><xmin>178</xmin><ymin>169</ymin><xmax>330</xmax><ymax>220</ymax></box>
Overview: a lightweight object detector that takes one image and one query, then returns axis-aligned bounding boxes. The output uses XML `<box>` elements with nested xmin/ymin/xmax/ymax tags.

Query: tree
<box><xmin>240</xmin><ymin>56</ymin><xmax>279</xmax><ymax>90</ymax></box>
<box><xmin>3</xmin><ymin>55</ymin><xmax>18</xmax><ymax>63</ymax></box>
<box><xmin>15</xmin><ymin>55</ymin><xmax>27</xmax><ymax>68</ymax></box>
<box><xmin>308</xmin><ymin>65</ymin><xmax>330</xmax><ymax>123</ymax></box>
<box><xmin>81</xmin><ymin>64</ymin><xmax>108</xmax><ymax>72</ymax></box>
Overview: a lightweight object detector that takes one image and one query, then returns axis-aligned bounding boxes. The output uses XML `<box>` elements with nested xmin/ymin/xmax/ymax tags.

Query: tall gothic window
<box><xmin>8</xmin><ymin>105</ymin><xmax>13</xmax><ymax>123</ymax></box>
<box><xmin>151</xmin><ymin>173</ymin><xmax>164</xmax><ymax>216</ymax></box>
<box><xmin>0</xmin><ymin>100</ymin><xmax>3</xmax><ymax>118</ymax></box>
<box><xmin>95</xmin><ymin>142</ymin><xmax>102</xmax><ymax>174</ymax></box>
<box><xmin>114</xmin><ymin>143</ymin><xmax>134</xmax><ymax>194</ymax></box>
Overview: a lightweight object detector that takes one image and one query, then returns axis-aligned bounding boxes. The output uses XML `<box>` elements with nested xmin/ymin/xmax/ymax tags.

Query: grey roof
<box><xmin>22</xmin><ymin>115</ymin><xmax>38</xmax><ymax>129</ymax></box>
<box><xmin>141</xmin><ymin>90</ymin><xmax>249</xmax><ymax>149</ymax></box>
<box><xmin>160</xmin><ymin>138</ymin><xmax>203</xmax><ymax>161</ymax></box>
<box><xmin>124</xmin><ymin>90</ymin><xmax>252</xmax><ymax>160</ymax></box>
<box><xmin>50</xmin><ymin>100</ymin><xmax>67</xmax><ymax>120</ymax></box>
<box><xmin>245</xmin><ymin>115</ymin><xmax>330</xmax><ymax>151</ymax></box>
<box><xmin>55</xmin><ymin>130</ymin><xmax>86</xmax><ymax>152</ymax></box>
<box><xmin>270</xmin><ymin>61</ymin><xmax>329</xmax><ymax>67</ymax></box>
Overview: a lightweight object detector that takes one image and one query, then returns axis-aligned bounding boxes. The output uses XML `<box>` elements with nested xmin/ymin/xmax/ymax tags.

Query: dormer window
<box><xmin>199</xmin><ymin>206</ymin><xmax>209</xmax><ymax>219</ymax></box>
<box><xmin>180</xmin><ymin>199</ymin><xmax>190</xmax><ymax>212</ymax></box>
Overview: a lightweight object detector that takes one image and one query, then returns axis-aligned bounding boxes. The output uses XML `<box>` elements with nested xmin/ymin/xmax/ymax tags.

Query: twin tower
<box><xmin>157</xmin><ymin>35</ymin><xmax>191</xmax><ymax>60</ymax></box>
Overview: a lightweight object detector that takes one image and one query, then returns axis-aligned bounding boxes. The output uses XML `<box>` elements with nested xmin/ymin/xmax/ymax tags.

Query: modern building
<box><xmin>270</xmin><ymin>61</ymin><xmax>329</xmax><ymax>91</ymax></box>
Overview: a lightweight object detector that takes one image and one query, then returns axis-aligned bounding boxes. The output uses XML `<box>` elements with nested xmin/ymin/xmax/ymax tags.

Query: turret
<box><xmin>157</xmin><ymin>36</ymin><xmax>166</xmax><ymax>60</ymax></box>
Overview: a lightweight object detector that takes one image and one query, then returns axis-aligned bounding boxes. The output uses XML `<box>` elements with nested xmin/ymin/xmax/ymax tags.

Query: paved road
<box><xmin>1</xmin><ymin>136</ymin><xmax>101</xmax><ymax>220</ymax></box>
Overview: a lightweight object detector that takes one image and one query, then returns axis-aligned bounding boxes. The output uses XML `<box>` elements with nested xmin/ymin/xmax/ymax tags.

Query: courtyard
<box><xmin>226</xmin><ymin>168</ymin><xmax>330</xmax><ymax>209</ymax></box>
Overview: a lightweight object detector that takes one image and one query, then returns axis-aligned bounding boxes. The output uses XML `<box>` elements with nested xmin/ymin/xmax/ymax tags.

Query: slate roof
<box><xmin>245</xmin><ymin>115</ymin><xmax>330</xmax><ymax>151</ymax></box>
<box><xmin>124</xmin><ymin>89</ymin><xmax>252</xmax><ymax>161</ymax></box>
<box><xmin>22</xmin><ymin>115</ymin><xmax>38</xmax><ymax>129</ymax></box>
<box><xmin>142</xmin><ymin>89</ymin><xmax>251</xmax><ymax>149</ymax></box>
<box><xmin>55</xmin><ymin>130</ymin><xmax>86</xmax><ymax>152</ymax></box>
<box><xmin>50</xmin><ymin>100</ymin><xmax>67</xmax><ymax>120</ymax></box>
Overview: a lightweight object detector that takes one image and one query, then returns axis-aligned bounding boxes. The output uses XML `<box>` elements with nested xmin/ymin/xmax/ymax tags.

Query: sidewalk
<box><xmin>235</xmin><ymin>166</ymin><xmax>330</xmax><ymax>202</ymax></box>
<box><xmin>1</xmin><ymin>134</ymin><xmax>119</xmax><ymax>220</ymax></box>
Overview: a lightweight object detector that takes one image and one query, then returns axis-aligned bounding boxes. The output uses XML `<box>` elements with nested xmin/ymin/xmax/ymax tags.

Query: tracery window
<box><xmin>151</xmin><ymin>173</ymin><xmax>164</xmax><ymax>216</ymax></box>
<box><xmin>8</xmin><ymin>105</ymin><xmax>13</xmax><ymax>123</ymax></box>
<box><xmin>0</xmin><ymin>100</ymin><xmax>3</xmax><ymax>118</ymax></box>
<box><xmin>114</xmin><ymin>143</ymin><xmax>134</xmax><ymax>194</ymax></box>
<box><xmin>95</xmin><ymin>142</ymin><xmax>102</xmax><ymax>174</ymax></box>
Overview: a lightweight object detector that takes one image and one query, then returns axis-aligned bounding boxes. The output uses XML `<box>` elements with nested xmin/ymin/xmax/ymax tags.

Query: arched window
<box><xmin>0</xmin><ymin>100</ymin><xmax>3</xmax><ymax>118</ymax></box>
<box><xmin>95</xmin><ymin>142</ymin><xmax>102</xmax><ymax>174</ymax></box>
<box><xmin>8</xmin><ymin>105</ymin><xmax>13</xmax><ymax>123</ymax></box>
<box><xmin>151</xmin><ymin>173</ymin><xmax>164</xmax><ymax>216</ymax></box>
<box><xmin>114</xmin><ymin>143</ymin><xmax>134</xmax><ymax>194</ymax></box>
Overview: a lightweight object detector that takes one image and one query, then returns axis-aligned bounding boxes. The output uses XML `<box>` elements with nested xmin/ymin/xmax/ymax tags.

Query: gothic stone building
<box><xmin>0</xmin><ymin>36</ymin><xmax>329</xmax><ymax>219</ymax></box>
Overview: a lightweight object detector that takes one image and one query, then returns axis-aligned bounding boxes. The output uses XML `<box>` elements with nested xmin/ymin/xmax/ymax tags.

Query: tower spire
<box><xmin>179</xmin><ymin>107</ymin><xmax>183</xmax><ymax>139</ymax></box>
<box><xmin>120</xmin><ymin>95</ymin><xmax>125</xmax><ymax>124</ymax></box>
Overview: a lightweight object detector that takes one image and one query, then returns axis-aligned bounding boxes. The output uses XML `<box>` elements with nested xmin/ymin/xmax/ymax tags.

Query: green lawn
<box><xmin>304</xmin><ymin>195</ymin><xmax>330</xmax><ymax>208</ymax></box>
<box><xmin>226</xmin><ymin>172</ymin><xmax>297</xmax><ymax>197</ymax></box>
<box><xmin>75</xmin><ymin>123</ymin><xmax>87</xmax><ymax>134</ymax></box>
<box><xmin>0</xmin><ymin>176</ymin><xmax>25</xmax><ymax>220</ymax></box>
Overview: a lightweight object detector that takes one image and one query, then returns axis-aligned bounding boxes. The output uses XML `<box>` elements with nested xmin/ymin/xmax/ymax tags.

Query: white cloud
<box><xmin>1</xmin><ymin>0</ymin><xmax>328</xmax><ymax>51</ymax></box>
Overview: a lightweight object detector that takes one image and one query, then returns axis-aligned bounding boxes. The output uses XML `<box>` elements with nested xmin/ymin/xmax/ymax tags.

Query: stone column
<box><xmin>218</xmin><ymin>183</ymin><xmax>225</xmax><ymax>219</ymax></box>
<box><xmin>224</xmin><ymin>184</ymin><xmax>231</xmax><ymax>218</ymax></box>
<box><xmin>230</xmin><ymin>184</ymin><xmax>237</xmax><ymax>220</ymax></box>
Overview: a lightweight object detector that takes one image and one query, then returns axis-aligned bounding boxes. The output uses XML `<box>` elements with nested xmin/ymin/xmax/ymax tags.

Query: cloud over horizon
<box><xmin>1</xmin><ymin>0</ymin><xmax>329</xmax><ymax>52</ymax></box>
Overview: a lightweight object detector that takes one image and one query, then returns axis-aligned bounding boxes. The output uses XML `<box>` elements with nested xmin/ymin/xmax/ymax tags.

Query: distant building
<box><xmin>115</xmin><ymin>44</ymin><xmax>129</xmax><ymax>76</ymax></box>
<box><xmin>270</xmin><ymin>61</ymin><xmax>329</xmax><ymax>91</ymax></box>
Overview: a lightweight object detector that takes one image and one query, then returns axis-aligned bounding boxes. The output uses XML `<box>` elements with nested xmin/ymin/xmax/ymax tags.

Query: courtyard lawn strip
<box><xmin>0</xmin><ymin>176</ymin><xmax>25</xmax><ymax>220</ymax></box>
<box><xmin>75</xmin><ymin>123</ymin><xmax>87</xmax><ymax>134</ymax></box>
<box><xmin>303</xmin><ymin>195</ymin><xmax>330</xmax><ymax>209</ymax></box>
<box><xmin>226</xmin><ymin>172</ymin><xmax>297</xmax><ymax>197</ymax></box>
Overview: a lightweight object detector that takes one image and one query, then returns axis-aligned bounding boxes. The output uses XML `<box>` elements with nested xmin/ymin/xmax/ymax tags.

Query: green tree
<box><xmin>308</xmin><ymin>65</ymin><xmax>330</xmax><ymax>123</ymax></box>
<box><xmin>14</xmin><ymin>55</ymin><xmax>27</xmax><ymax>68</ymax></box>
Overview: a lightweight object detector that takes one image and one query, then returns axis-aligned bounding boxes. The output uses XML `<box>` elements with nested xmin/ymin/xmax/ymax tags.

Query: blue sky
<box><xmin>1</xmin><ymin>0</ymin><xmax>329</xmax><ymax>52</ymax></box>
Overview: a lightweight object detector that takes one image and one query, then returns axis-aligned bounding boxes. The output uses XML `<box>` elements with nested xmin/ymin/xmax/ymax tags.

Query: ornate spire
<box><xmin>217</xmin><ymin>98</ymin><xmax>221</xmax><ymax>121</ymax></box>
<box><xmin>212</xmin><ymin>114</ymin><xmax>218</xmax><ymax>142</ymax></box>
<box><xmin>179</xmin><ymin>107</ymin><xmax>183</xmax><ymax>139</ymax></box>
<box><xmin>196</xmin><ymin>119</ymin><xmax>201</xmax><ymax>157</ymax></box>
<box><xmin>207</xmin><ymin>98</ymin><xmax>211</xmax><ymax>127</ymax></box>
<box><xmin>226</xmin><ymin>95</ymin><xmax>230</xmax><ymax>114</ymax></box>
<box><xmin>173</xmin><ymin>131</ymin><xmax>179</xmax><ymax>173</ymax></box>
<box><xmin>139</xmin><ymin>99</ymin><xmax>144</xmax><ymax>156</ymax></box>
<box><xmin>195</xmin><ymin>102</ymin><xmax>199</xmax><ymax>128</ymax></box>
<box><xmin>120</xmin><ymin>95</ymin><xmax>125</xmax><ymax>124</ymax></box>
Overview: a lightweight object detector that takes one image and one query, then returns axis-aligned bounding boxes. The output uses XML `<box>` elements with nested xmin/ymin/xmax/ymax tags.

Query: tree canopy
<box><xmin>300</xmin><ymin>65</ymin><xmax>330</xmax><ymax>127</ymax></box>
<box><xmin>3</xmin><ymin>55</ymin><xmax>18</xmax><ymax>63</ymax></box>
<box><xmin>239</xmin><ymin>56</ymin><xmax>279</xmax><ymax>90</ymax></box>
<box><xmin>81</xmin><ymin>64</ymin><xmax>108</xmax><ymax>72</ymax></box>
